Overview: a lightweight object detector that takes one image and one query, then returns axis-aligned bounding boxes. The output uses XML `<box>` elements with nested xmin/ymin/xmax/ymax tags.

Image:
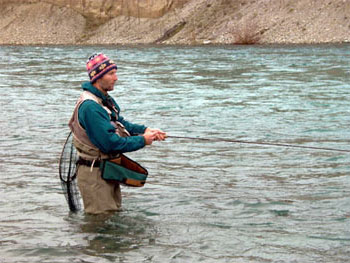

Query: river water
<box><xmin>0</xmin><ymin>44</ymin><xmax>349</xmax><ymax>263</ymax></box>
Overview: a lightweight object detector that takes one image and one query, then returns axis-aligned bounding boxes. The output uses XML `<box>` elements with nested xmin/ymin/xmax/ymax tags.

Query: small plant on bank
<box><xmin>232</xmin><ymin>20</ymin><xmax>261</xmax><ymax>45</ymax></box>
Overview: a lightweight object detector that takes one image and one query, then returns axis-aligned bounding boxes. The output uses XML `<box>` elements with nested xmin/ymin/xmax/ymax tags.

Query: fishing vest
<box><xmin>69</xmin><ymin>90</ymin><xmax>130</xmax><ymax>161</ymax></box>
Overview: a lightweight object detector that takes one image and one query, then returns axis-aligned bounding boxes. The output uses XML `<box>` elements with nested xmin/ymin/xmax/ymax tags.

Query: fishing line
<box><xmin>167</xmin><ymin>135</ymin><xmax>350</xmax><ymax>153</ymax></box>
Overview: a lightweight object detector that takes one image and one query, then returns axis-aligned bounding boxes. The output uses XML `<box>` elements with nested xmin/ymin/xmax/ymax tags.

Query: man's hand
<box><xmin>143</xmin><ymin>128</ymin><xmax>167</xmax><ymax>145</ymax></box>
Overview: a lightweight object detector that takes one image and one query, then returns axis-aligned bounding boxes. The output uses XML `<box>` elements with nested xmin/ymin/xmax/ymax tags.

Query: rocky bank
<box><xmin>0</xmin><ymin>0</ymin><xmax>350</xmax><ymax>45</ymax></box>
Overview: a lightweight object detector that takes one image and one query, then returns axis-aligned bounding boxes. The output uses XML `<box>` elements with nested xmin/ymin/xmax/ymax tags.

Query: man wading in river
<box><xmin>69</xmin><ymin>53</ymin><xmax>166</xmax><ymax>214</ymax></box>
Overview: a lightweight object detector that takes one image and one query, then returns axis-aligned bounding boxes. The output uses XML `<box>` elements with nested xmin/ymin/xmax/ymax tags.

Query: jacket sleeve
<box><xmin>78</xmin><ymin>100</ymin><xmax>145</xmax><ymax>154</ymax></box>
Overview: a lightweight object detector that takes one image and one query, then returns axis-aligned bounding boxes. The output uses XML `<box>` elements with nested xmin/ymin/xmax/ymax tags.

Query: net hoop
<box><xmin>58</xmin><ymin>131</ymin><xmax>82</xmax><ymax>212</ymax></box>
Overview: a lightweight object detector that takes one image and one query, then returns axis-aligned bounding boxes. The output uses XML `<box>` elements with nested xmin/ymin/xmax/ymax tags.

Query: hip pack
<box><xmin>100</xmin><ymin>154</ymin><xmax>148</xmax><ymax>187</ymax></box>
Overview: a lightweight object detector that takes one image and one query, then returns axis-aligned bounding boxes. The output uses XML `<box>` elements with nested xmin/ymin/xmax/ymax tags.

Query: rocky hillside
<box><xmin>0</xmin><ymin>0</ymin><xmax>349</xmax><ymax>45</ymax></box>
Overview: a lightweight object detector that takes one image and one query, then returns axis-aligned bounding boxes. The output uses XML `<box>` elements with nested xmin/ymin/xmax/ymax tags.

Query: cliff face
<box><xmin>0</xmin><ymin>1</ymin><xmax>84</xmax><ymax>45</ymax></box>
<box><xmin>0</xmin><ymin>0</ymin><xmax>349</xmax><ymax>45</ymax></box>
<box><xmin>44</xmin><ymin>0</ymin><xmax>188</xmax><ymax>20</ymax></box>
<box><xmin>0</xmin><ymin>0</ymin><xmax>188</xmax><ymax>19</ymax></box>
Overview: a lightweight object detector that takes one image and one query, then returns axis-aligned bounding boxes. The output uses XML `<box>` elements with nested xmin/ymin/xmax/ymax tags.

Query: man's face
<box><xmin>97</xmin><ymin>69</ymin><xmax>118</xmax><ymax>94</ymax></box>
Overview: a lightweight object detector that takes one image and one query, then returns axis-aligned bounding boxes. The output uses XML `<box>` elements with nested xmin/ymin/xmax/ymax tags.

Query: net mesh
<box><xmin>59</xmin><ymin>132</ymin><xmax>82</xmax><ymax>212</ymax></box>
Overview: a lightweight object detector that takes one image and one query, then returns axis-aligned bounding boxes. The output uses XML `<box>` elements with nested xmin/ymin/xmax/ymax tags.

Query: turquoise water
<box><xmin>0</xmin><ymin>45</ymin><xmax>349</xmax><ymax>263</ymax></box>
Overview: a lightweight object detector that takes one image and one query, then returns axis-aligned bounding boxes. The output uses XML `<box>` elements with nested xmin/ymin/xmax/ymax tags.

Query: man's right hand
<box><xmin>143</xmin><ymin>129</ymin><xmax>157</xmax><ymax>145</ymax></box>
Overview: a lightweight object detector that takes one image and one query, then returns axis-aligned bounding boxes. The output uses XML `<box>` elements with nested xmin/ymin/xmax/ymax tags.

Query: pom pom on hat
<box><xmin>86</xmin><ymin>53</ymin><xmax>117</xmax><ymax>83</ymax></box>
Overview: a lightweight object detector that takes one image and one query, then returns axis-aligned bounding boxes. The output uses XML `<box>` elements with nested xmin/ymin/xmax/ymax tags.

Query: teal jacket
<box><xmin>78</xmin><ymin>82</ymin><xmax>147</xmax><ymax>153</ymax></box>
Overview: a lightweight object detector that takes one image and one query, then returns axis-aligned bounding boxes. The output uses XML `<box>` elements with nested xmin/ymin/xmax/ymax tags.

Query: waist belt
<box><xmin>77</xmin><ymin>158</ymin><xmax>101</xmax><ymax>167</ymax></box>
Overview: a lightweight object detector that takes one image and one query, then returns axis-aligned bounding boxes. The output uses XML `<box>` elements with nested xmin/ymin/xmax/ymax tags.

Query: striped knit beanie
<box><xmin>86</xmin><ymin>53</ymin><xmax>117</xmax><ymax>83</ymax></box>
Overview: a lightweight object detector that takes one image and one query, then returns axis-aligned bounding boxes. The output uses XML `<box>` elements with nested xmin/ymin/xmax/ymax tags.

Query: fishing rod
<box><xmin>166</xmin><ymin>135</ymin><xmax>350</xmax><ymax>153</ymax></box>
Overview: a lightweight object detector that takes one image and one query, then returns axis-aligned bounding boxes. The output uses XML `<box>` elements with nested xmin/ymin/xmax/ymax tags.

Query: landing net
<box><xmin>58</xmin><ymin>132</ymin><xmax>81</xmax><ymax>212</ymax></box>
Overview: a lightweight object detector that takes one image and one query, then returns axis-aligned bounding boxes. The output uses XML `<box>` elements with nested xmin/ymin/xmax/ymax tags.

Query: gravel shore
<box><xmin>0</xmin><ymin>0</ymin><xmax>349</xmax><ymax>45</ymax></box>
